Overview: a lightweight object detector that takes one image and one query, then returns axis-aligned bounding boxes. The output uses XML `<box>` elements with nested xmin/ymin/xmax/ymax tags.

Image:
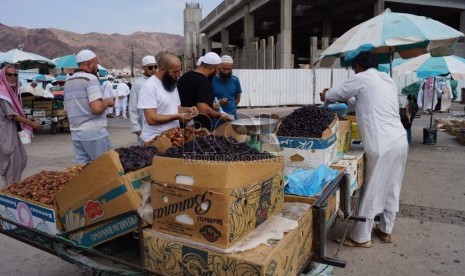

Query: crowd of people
<box><xmin>57</xmin><ymin>50</ymin><xmax>242</xmax><ymax>163</ymax></box>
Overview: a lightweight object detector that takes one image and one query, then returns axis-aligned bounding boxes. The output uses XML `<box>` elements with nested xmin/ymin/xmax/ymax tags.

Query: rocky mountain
<box><xmin>0</xmin><ymin>23</ymin><xmax>184</xmax><ymax>69</ymax></box>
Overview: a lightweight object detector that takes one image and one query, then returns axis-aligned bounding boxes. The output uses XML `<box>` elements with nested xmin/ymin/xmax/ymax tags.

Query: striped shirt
<box><xmin>64</xmin><ymin>71</ymin><xmax>108</xmax><ymax>141</ymax></box>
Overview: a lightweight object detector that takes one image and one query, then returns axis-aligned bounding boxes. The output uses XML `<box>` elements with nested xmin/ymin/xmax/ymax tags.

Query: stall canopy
<box><xmin>0</xmin><ymin>49</ymin><xmax>56</xmax><ymax>70</ymax></box>
<box><xmin>33</xmin><ymin>74</ymin><xmax>56</xmax><ymax>82</ymax></box>
<box><xmin>317</xmin><ymin>9</ymin><xmax>464</xmax><ymax>71</ymax></box>
<box><xmin>392</xmin><ymin>54</ymin><xmax>465</xmax><ymax>80</ymax></box>
<box><xmin>53</xmin><ymin>54</ymin><xmax>108</xmax><ymax>76</ymax></box>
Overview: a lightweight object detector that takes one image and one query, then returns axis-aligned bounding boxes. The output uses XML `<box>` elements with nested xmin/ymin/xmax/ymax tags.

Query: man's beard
<box><xmin>162</xmin><ymin>73</ymin><xmax>177</xmax><ymax>92</ymax></box>
<box><xmin>219</xmin><ymin>71</ymin><xmax>232</xmax><ymax>82</ymax></box>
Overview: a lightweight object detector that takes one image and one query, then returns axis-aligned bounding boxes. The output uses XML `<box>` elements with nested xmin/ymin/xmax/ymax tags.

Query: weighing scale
<box><xmin>230</xmin><ymin>118</ymin><xmax>280</xmax><ymax>152</ymax></box>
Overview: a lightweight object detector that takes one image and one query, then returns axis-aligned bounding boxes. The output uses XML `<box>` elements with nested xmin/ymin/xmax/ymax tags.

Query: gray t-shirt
<box><xmin>64</xmin><ymin>71</ymin><xmax>108</xmax><ymax>141</ymax></box>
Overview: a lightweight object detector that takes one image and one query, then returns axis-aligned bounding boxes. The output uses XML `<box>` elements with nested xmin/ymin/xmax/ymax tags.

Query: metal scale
<box><xmin>230</xmin><ymin>117</ymin><xmax>280</xmax><ymax>152</ymax></box>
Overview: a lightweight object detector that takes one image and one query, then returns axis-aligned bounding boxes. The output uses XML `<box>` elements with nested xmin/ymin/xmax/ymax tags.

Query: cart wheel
<box><xmin>50</xmin><ymin>122</ymin><xmax>58</xmax><ymax>134</ymax></box>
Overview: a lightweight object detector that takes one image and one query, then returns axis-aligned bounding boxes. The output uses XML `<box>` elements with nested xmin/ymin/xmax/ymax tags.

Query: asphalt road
<box><xmin>0</xmin><ymin>104</ymin><xmax>464</xmax><ymax>275</ymax></box>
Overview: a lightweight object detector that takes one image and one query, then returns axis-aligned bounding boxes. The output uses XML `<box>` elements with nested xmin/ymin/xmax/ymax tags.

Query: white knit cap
<box><xmin>142</xmin><ymin>55</ymin><xmax>156</xmax><ymax>66</ymax></box>
<box><xmin>75</xmin><ymin>49</ymin><xmax>97</xmax><ymax>63</ymax></box>
<box><xmin>221</xmin><ymin>55</ymin><xmax>233</xmax><ymax>64</ymax></box>
<box><xmin>202</xmin><ymin>52</ymin><xmax>221</xmax><ymax>65</ymax></box>
<box><xmin>196</xmin><ymin>56</ymin><xmax>204</xmax><ymax>66</ymax></box>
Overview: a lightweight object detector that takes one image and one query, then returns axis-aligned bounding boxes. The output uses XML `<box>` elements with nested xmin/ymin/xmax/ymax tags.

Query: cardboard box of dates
<box><xmin>54</xmin><ymin>147</ymin><xmax>157</xmax><ymax>247</ymax></box>
<box><xmin>143</xmin><ymin>202</ymin><xmax>313</xmax><ymax>276</ymax></box>
<box><xmin>150</xmin><ymin>154</ymin><xmax>285</xmax><ymax>249</ymax></box>
<box><xmin>0</xmin><ymin>166</ymin><xmax>84</xmax><ymax>235</ymax></box>
<box><xmin>277</xmin><ymin>106</ymin><xmax>340</xmax><ymax>169</ymax></box>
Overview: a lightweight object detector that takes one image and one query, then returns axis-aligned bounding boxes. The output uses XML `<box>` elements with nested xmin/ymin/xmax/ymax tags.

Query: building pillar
<box><xmin>243</xmin><ymin>4</ymin><xmax>254</xmax><ymax>68</ymax></box>
<box><xmin>461</xmin><ymin>11</ymin><xmax>465</xmax><ymax>35</ymax></box>
<box><xmin>322</xmin><ymin>18</ymin><xmax>332</xmax><ymax>39</ymax></box>
<box><xmin>266</xmin><ymin>36</ymin><xmax>275</xmax><ymax>69</ymax></box>
<box><xmin>205</xmin><ymin>37</ymin><xmax>213</xmax><ymax>52</ymax></box>
<box><xmin>280</xmin><ymin>0</ymin><xmax>292</xmax><ymax>68</ymax></box>
<box><xmin>309</xmin><ymin>36</ymin><xmax>318</xmax><ymax>67</ymax></box>
<box><xmin>221</xmin><ymin>28</ymin><xmax>229</xmax><ymax>56</ymax></box>
<box><xmin>374</xmin><ymin>0</ymin><xmax>385</xmax><ymax>15</ymax></box>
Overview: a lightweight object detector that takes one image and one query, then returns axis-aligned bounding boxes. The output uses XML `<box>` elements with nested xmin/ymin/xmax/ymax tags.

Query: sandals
<box><xmin>374</xmin><ymin>228</ymin><xmax>392</xmax><ymax>243</ymax></box>
<box><xmin>334</xmin><ymin>237</ymin><xmax>372</xmax><ymax>248</ymax></box>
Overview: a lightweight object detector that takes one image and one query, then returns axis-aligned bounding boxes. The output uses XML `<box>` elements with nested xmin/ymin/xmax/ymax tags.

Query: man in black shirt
<box><xmin>177</xmin><ymin>52</ymin><xmax>232</xmax><ymax>131</ymax></box>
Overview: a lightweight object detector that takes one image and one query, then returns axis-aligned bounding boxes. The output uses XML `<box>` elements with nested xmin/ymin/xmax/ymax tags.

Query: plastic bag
<box><xmin>285</xmin><ymin>165</ymin><xmax>339</xmax><ymax>197</ymax></box>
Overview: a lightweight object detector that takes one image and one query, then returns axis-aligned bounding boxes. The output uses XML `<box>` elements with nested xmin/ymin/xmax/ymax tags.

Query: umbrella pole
<box><xmin>389</xmin><ymin>51</ymin><xmax>393</xmax><ymax>78</ymax></box>
<box><xmin>429</xmin><ymin>77</ymin><xmax>435</xmax><ymax>129</ymax></box>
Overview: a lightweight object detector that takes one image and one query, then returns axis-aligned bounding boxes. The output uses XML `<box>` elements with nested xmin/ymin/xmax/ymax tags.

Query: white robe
<box><xmin>440</xmin><ymin>82</ymin><xmax>453</xmax><ymax>112</ymax></box>
<box><xmin>326</xmin><ymin>68</ymin><xmax>408</xmax><ymax>219</ymax></box>
<box><xmin>115</xmin><ymin>83</ymin><xmax>130</xmax><ymax>117</ymax></box>
<box><xmin>417</xmin><ymin>80</ymin><xmax>438</xmax><ymax>112</ymax></box>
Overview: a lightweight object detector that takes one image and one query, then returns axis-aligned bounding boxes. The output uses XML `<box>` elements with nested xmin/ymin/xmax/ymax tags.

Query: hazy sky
<box><xmin>0</xmin><ymin>0</ymin><xmax>223</xmax><ymax>36</ymax></box>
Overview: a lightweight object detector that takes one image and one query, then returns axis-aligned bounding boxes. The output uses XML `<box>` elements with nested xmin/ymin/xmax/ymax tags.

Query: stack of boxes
<box><xmin>143</xmin><ymin>155</ymin><xmax>314</xmax><ymax>275</ymax></box>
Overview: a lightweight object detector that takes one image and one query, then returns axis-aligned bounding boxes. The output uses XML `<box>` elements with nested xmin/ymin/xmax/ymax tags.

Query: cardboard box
<box><xmin>32</xmin><ymin>110</ymin><xmax>46</xmax><ymax>117</ymax></box>
<box><xmin>337</xmin><ymin>119</ymin><xmax>352</xmax><ymax>155</ymax></box>
<box><xmin>284</xmin><ymin>166</ymin><xmax>344</xmax><ymax>223</ymax></box>
<box><xmin>33</xmin><ymin>100</ymin><xmax>53</xmax><ymax>111</ymax></box>
<box><xmin>21</xmin><ymin>95</ymin><xmax>35</xmax><ymax>108</ymax></box>
<box><xmin>53</xmin><ymin>109</ymin><xmax>67</xmax><ymax>116</ymax></box>
<box><xmin>0</xmin><ymin>192</ymin><xmax>62</xmax><ymax>234</ymax></box>
<box><xmin>277</xmin><ymin>116</ymin><xmax>339</xmax><ymax>169</ymax></box>
<box><xmin>143</xmin><ymin>202</ymin><xmax>313</xmax><ymax>276</ymax></box>
<box><xmin>333</xmin><ymin>150</ymin><xmax>365</xmax><ymax>194</ymax></box>
<box><xmin>54</xmin><ymin>150</ymin><xmax>151</xmax><ymax>247</ymax></box>
<box><xmin>151</xmin><ymin>156</ymin><xmax>285</xmax><ymax>248</ymax></box>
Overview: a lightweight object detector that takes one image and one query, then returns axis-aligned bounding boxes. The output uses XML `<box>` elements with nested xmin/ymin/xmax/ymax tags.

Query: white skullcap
<box><xmin>75</xmin><ymin>49</ymin><xmax>97</xmax><ymax>63</ymax></box>
<box><xmin>221</xmin><ymin>55</ymin><xmax>233</xmax><ymax>64</ymax></box>
<box><xmin>196</xmin><ymin>56</ymin><xmax>204</xmax><ymax>66</ymax></box>
<box><xmin>202</xmin><ymin>52</ymin><xmax>221</xmax><ymax>65</ymax></box>
<box><xmin>142</xmin><ymin>55</ymin><xmax>156</xmax><ymax>66</ymax></box>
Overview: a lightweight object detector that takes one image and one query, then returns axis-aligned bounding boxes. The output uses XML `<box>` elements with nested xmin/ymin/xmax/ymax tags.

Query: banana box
<box><xmin>0</xmin><ymin>192</ymin><xmax>62</xmax><ymax>235</ymax></box>
<box><xmin>54</xmin><ymin>150</ymin><xmax>150</xmax><ymax>247</ymax></box>
<box><xmin>150</xmin><ymin>156</ymin><xmax>285</xmax><ymax>249</ymax></box>
<box><xmin>143</xmin><ymin>202</ymin><xmax>313</xmax><ymax>276</ymax></box>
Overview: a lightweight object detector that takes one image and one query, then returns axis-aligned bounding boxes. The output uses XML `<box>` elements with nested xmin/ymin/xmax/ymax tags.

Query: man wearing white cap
<box><xmin>64</xmin><ymin>49</ymin><xmax>115</xmax><ymax>163</ymax></box>
<box><xmin>211</xmin><ymin>55</ymin><xmax>242</xmax><ymax>122</ymax></box>
<box><xmin>177</xmin><ymin>52</ymin><xmax>232</xmax><ymax>131</ymax></box>
<box><xmin>129</xmin><ymin>55</ymin><xmax>157</xmax><ymax>142</ymax></box>
<box><xmin>137</xmin><ymin>53</ymin><xmax>198</xmax><ymax>142</ymax></box>
<box><xmin>101</xmin><ymin>75</ymin><xmax>116</xmax><ymax>117</ymax></box>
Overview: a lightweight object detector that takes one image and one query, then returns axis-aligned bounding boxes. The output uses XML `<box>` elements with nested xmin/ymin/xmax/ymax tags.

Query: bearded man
<box><xmin>137</xmin><ymin>53</ymin><xmax>198</xmax><ymax>143</ymax></box>
<box><xmin>64</xmin><ymin>49</ymin><xmax>115</xmax><ymax>163</ymax></box>
<box><xmin>177</xmin><ymin>52</ymin><xmax>232</xmax><ymax>131</ymax></box>
<box><xmin>211</xmin><ymin>55</ymin><xmax>242</xmax><ymax>120</ymax></box>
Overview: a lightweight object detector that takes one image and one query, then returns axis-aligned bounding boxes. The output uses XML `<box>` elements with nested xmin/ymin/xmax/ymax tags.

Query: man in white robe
<box><xmin>417</xmin><ymin>77</ymin><xmax>438</xmax><ymax>114</ymax></box>
<box><xmin>115</xmin><ymin>81</ymin><xmax>130</xmax><ymax>118</ymax></box>
<box><xmin>321</xmin><ymin>51</ymin><xmax>408</xmax><ymax>247</ymax></box>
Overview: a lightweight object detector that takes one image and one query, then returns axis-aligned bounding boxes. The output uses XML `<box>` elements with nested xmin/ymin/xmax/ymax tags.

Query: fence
<box><xmin>234</xmin><ymin>69</ymin><xmax>465</xmax><ymax>107</ymax></box>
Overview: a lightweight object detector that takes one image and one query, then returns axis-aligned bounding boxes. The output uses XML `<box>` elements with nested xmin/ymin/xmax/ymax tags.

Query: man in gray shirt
<box><xmin>128</xmin><ymin>55</ymin><xmax>157</xmax><ymax>143</ymax></box>
<box><xmin>64</xmin><ymin>49</ymin><xmax>115</xmax><ymax>163</ymax></box>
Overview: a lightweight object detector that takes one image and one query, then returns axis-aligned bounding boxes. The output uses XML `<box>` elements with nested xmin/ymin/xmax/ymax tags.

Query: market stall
<box><xmin>0</xmin><ymin>106</ymin><xmax>368</xmax><ymax>275</ymax></box>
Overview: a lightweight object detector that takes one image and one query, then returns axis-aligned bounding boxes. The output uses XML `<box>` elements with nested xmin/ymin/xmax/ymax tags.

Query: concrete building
<box><xmin>187</xmin><ymin>0</ymin><xmax>465</xmax><ymax>69</ymax></box>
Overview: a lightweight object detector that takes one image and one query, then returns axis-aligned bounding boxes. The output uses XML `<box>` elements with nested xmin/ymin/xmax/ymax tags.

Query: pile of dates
<box><xmin>165</xmin><ymin>135</ymin><xmax>273</xmax><ymax>161</ymax></box>
<box><xmin>3</xmin><ymin>165</ymin><xmax>85</xmax><ymax>205</ymax></box>
<box><xmin>147</xmin><ymin>126</ymin><xmax>210</xmax><ymax>147</ymax></box>
<box><xmin>277</xmin><ymin>105</ymin><xmax>335</xmax><ymax>138</ymax></box>
<box><xmin>115</xmin><ymin>146</ymin><xmax>159</xmax><ymax>172</ymax></box>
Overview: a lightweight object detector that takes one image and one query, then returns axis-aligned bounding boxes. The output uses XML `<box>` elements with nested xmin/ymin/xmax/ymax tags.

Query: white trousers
<box><xmin>115</xmin><ymin>96</ymin><xmax>128</xmax><ymax>118</ymax></box>
<box><xmin>107</xmin><ymin>107</ymin><xmax>114</xmax><ymax>115</ymax></box>
<box><xmin>350</xmin><ymin>209</ymin><xmax>396</xmax><ymax>243</ymax></box>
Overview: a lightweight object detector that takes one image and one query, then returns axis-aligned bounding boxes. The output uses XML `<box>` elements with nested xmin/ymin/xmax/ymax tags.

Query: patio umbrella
<box><xmin>317</xmin><ymin>9</ymin><xmax>464</xmax><ymax>71</ymax></box>
<box><xmin>392</xmin><ymin>53</ymin><xmax>465</xmax><ymax>80</ymax></box>
<box><xmin>0</xmin><ymin>49</ymin><xmax>56</xmax><ymax>69</ymax></box>
<box><xmin>98</xmin><ymin>64</ymin><xmax>108</xmax><ymax>76</ymax></box>
<box><xmin>32</xmin><ymin>74</ymin><xmax>56</xmax><ymax>82</ymax></box>
<box><xmin>53</xmin><ymin>54</ymin><xmax>78</xmax><ymax>69</ymax></box>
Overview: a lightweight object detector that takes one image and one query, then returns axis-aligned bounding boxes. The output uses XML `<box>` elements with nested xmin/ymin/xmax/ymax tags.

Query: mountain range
<box><xmin>0</xmin><ymin>23</ymin><xmax>184</xmax><ymax>69</ymax></box>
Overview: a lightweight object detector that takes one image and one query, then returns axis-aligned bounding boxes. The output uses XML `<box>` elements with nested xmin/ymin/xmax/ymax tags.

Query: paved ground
<box><xmin>0</xmin><ymin>103</ymin><xmax>464</xmax><ymax>275</ymax></box>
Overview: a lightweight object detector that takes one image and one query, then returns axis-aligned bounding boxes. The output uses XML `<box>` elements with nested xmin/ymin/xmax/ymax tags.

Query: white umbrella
<box><xmin>0</xmin><ymin>49</ymin><xmax>56</xmax><ymax>69</ymax></box>
<box><xmin>392</xmin><ymin>54</ymin><xmax>465</xmax><ymax>80</ymax></box>
<box><xmin>317</xmin><ymin>9</ymin><xmax>464</xmax><ymax>70</ymax></box>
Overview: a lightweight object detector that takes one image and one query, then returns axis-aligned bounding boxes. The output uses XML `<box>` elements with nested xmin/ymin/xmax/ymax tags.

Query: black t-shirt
<box><xmin>177</xmin><ymin>71</ymin><xmax>214</xmax><ymax>130</ymax></box>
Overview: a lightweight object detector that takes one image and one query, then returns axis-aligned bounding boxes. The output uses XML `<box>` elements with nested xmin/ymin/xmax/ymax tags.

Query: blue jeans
<box><xmin>72</xmin><ymin>136</ymin><xmax>113</xmax><ymax>164</ymax></box>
